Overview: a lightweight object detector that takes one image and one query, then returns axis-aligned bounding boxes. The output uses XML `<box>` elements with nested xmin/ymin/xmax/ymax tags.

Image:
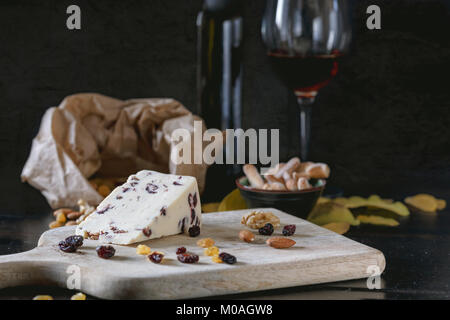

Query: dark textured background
<box><xmin>0</xmin><ymin>0</ymin><xmax>449</xmax><ymax>214</ymax></box>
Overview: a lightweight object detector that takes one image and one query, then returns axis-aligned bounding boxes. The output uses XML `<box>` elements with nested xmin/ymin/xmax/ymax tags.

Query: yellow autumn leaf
<box><xmin>334</xmin><ymin>195</ymin><xmax>409</xmax><ymax>217</ymax></box>
<box><xmin>217</xmin><ymin>189</ymin><xmax>248</xmax><ymax>212</ymax></box>
<box><xmin>322</xmin><ymin>222</ymin><xmax>350</xmax><ymax>234</ymax></box>
<box><xmin>404</xmin><ymin>194</ymin><xmax>446</xmax><ymax>213</ymax></box>
<box><xmin>308</xmin><ymin>202</ymin><xmax>360</xmax><ymax>226</ymax></box>
<box><xmin>437</xmin><ymin>199</ymin><xmax>446</xmax><ymax>210</ymax></box>
<box><xmin>202</xmin><ymin>202</ymin><xmax>220</xmax><ymax>213</ymax></box>
<box><xmin>317</xmin><ymin>197</ymin><xmax>331</xmax><ymax>204</ymax></box>
<box><xmin>357</xmin><ymin>214</ymin><xmax>399</xmax><ymax>227</ymax></box>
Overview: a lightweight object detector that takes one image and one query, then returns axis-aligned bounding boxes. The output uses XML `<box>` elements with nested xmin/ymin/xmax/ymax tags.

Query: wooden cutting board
<box><xmin>0</xmin><ymin>209</ymin><xmax>385</xmax><ymax>299</ymax></box>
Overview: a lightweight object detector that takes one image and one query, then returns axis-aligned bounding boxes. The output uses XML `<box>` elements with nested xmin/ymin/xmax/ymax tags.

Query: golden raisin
<box><xmin>70</xmin><ymin>292</ymin><xmax>86</xmax><ymax>300</ymax></box>
<box><xmin>211</xmin><ymin>255</ymin><xmax>223</xmax><ymax>263</ymax></box>
<box><xmin>33</xmin><ymin>295</ymin><xmax>53</xmax><ymax>300</ymax></box>
<box><xmin>49</xmin><ymin>221</ymin><xmax>62</xmax><ymax>229</ymax></box>
<box><xmin>196</xmin><ymin>238</ymin><xmax>215</xmax><ymax>248</ymax></box>
<box><xmin>136</xmin><ymin>244</ymin><xmax>151</xmax><ymax>255</ymax></box>
<box><xmin>204</xmin><ymin>246</ymin><xmax>219</xmax><ymax>256</ymax></box>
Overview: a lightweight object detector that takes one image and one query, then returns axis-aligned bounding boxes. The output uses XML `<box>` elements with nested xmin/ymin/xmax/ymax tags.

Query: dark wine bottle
<box><xmin>197</xmin><ymin>0</ymin><xmax>243</xmax><ymax>130</ymax></box>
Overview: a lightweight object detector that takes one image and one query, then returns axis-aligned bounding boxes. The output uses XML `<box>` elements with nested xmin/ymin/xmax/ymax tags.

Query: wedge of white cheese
<box><xmin>75</xmin><ymin>170</ymin><xmax>202</xmax><ymax>245</ymax></box>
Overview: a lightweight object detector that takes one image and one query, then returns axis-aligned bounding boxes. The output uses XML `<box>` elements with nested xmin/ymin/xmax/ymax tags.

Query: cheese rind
<box><xmin>75</xmin><ymin>170</ymin><xmax>202</xmax><ymax>245</ymax></box>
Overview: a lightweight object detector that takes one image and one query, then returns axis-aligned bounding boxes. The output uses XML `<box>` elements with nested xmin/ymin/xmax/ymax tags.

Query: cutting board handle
<box><xmin>0</xmin><ymin>249</ymin><xmax>63</xmax><ymax>290</ymax></box>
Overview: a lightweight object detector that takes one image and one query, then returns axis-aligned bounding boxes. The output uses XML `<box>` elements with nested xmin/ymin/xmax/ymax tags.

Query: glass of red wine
<box><xmin>262</xmin><ymin>0</ymin><xmax>352</xmax><ymax>160</ymax></box>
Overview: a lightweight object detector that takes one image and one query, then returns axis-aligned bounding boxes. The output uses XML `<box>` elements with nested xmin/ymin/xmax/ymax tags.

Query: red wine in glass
<box><xmin>268</xmin><ymin>51</ymin><xmax>341</xmax><ymax>98</ymax></box>
<box><xmin>262</xmin><ymin>0</ymin><xmax>352</xmax><ymax>160</ymax></box>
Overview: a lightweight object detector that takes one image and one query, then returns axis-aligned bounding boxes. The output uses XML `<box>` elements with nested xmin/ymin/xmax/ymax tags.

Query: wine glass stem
<box><xmin>297</xmin><ymin>95</ymin><xmax>315</xmax><ymax>160</ymax></box>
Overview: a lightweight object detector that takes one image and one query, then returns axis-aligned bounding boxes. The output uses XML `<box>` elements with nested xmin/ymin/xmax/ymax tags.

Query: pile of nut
<box><xmin>243</xmin><ymin>157</ymin><xmax>330</xmax><ymax>191</ymax></box>
<box><xmin>240</xmin><ymin>211</ymin><xmax>297</xmax><ymax>249</ymax></box>
<box><xmin>49</xmin><ymin>199</ymin><xmax>95</xmax><ymax>229</ymax></box>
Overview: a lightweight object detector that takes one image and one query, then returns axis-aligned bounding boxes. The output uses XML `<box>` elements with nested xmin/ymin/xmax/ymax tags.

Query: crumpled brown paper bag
<box><xmin>21</xmin><ymin>93</ymin><xmax>209</xmax><ymax>209</ymax></box>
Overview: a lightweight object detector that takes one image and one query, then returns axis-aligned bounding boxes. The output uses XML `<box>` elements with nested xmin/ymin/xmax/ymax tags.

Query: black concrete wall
<box><xmin>0</xmin><ymin>0</ymin><xmax>449</xmax><ymax>213</ymax></box>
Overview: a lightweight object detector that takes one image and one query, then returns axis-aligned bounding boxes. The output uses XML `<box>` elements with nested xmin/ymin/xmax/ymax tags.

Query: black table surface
<box><xmin>0</xmin><ymin>188</ymin><xmax>449</xmax><ymax>300</ymax></box>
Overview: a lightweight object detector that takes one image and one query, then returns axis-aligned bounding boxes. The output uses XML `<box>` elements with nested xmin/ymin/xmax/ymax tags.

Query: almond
<box><xmin>239</xmin><ymin>230</ymin><xmax>255</xmax><ymax>243</ymax></box>
<box><xmin>266</xmin><ymin>237</ymin><xmax>296</xmax><ymax>249</ymax></box>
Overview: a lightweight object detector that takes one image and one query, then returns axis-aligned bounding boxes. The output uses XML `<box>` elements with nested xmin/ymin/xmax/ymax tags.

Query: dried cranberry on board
<box><xmin>148</xmin><ymin>252</ymin><xmax>164</xmax><ymax>264</ymax></box>
<box><xmin>176</xmin><ymin>247</ymin><xmax>187</xmax><ymax>254</ymax></box>
<box><xmin>96</xmin><ymin>245</ymin><xmax>116</xmax><ymax>259</ymax></box>
<box><xmin>177</xmin><ymin>253</ymin><xmax>199</xmax><ymax>264</ymax></box>
<box><xmin>282</xmin><ymin>224</ymin><xmax>296</xmax><ymax>236</ymax></box>
<box><xmin>259</xmin><ymin>223</ymin><xmax>274</xmax><ymax>236</ymax></box>
<box><xmin>188</xmin><ymin>226</ymin><xmax>201</xmax><ymax>237</ymax></box>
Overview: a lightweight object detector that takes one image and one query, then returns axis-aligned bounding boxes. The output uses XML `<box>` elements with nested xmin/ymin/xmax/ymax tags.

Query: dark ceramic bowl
<box><xmin>236</xmin><ymin>177</ymin><xmax>325</xmax><ymax>219</ymax></box>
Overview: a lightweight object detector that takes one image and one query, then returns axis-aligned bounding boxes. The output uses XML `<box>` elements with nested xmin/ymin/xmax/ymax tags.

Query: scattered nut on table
<box><xmin>266</xmin><ymin>237</ymin><xmax>296</xmax><ymax>249</ymax></box>
<box><xmin>239</xmin><ymin>230</ymin><xmax>255</xmax><ymax>243</ymax></box>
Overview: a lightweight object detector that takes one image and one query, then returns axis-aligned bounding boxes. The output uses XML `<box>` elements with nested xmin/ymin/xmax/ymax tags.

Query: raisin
<box><xmin>177</xmin><ymin>253</ymin><xmax>199</xmax><ymax>264</ymax></box>
<box><xmin>146</xmin><ymin>183</ymin><xmax>158</xmax><ymax>194</ymax></box>
<box><xmin>65</xmin><ymin>235</ymin><xmax>84</xmax><ymax>248</ymax></box>
<box><xmin>258</xmin><ymin>223</ymin><xmax>274</xmax><ymax>236</ymax></box>
<box><xmin>282</xmin><ymin>224</ymin><xmax>296</xmax><ymax>236</ymax></box>
<box><xmin>176</xmin><ymin>247</ymin><xmax>187</xmax><ymax>254</ymax></box>
<box><xmin>160</xmin><ymin>206</ymin><xmax>167</xmax><ymax>216</ymax></box>
<box><xmin>179</xmin><ymin>217</ymin><xmax>187</xmax><ymax>233</ymax></box>
<box><xmin>148</xmin><ymin>252</ymin><xmax>164</xmax><ymax>264</ymax></box>
<box><xmin>58</xmin><ymin>240</ymin><xmax>77</xmax><ymax>253</ymax></box>
<box><xmin>188</xmin><ymin>226</ymin><xmax>201</xmax><ymax>237</ymax></box>
<box><xmin>188</xmin><ymin>193</ymin><xmax>193</xmax><ymax>208</ymax></box>
<box><xmin>96</xmin><ymin>245</ymin><xmax>115</xmax><ymax>259</ymax></box>
<box><xmin>193</xmin><ymin>193</ymin><xmax>198</xmax><ymax>207</ymax></box>
<box><xmin>219</xmin><ymin>252</ymin><xmax>237</xmax><ymax>265</ymax></box>
<box><xmin>111</xmin><ymin>226</ymin><xmax>127</xmax><ymax>234</ymax></box>
<box><xmin>97</xmin><ymin>204</ymin><xmax>113</xmax><ymax>214</ymax></box>
<box><xmin>143</xmin><ymin>227</ymin><xmax>152</xmax><ymax>237</ymax></box>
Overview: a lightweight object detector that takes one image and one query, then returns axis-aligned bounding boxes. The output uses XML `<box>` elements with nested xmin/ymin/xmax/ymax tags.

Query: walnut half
<box><xmin>241</xmin><ymin>211</ymin><xmax>280</xmax><ymax>229</ymax></box>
